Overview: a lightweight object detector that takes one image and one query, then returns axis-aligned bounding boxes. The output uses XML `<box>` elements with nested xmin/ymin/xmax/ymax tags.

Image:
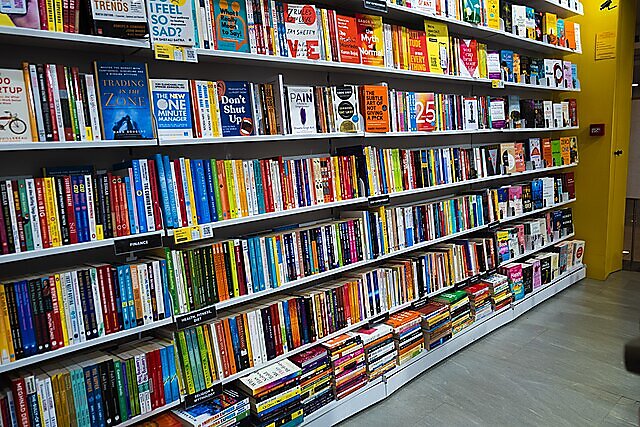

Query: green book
<box><xmin>186</xmin><ymin>328</ymin><xmax>205</xmax><ymax>391</ymax></box>
<box><xmin>164</xmin><ymin>248</ymin><xmax>181</xmax><ymax>315</ymax></box>
<box><xmin>210</xmin><ymin>159</ymin><xmax>223</xmax><ymax>221</ymax></box>
<box><xmin>195</xmin><ymin>326</ymin><xmax>213</xmax><ymax>388</ymax></box>
<box><xmin>188</xmin><ymin>250</ymin><xmax>201</xmax><ymax>308</ymax></box>
<box><xmin>113</xmin><ymin>360</ymin><xmax>128</xmax><ymax>422</ymax></box>
<box><xmin>551</xmin><ymin>139</ymin><xmax>562</xmax><ymax>166</ymax></box>
<box><xmin>335</xmin><ymin>223</ymin><xmax>343</xmax><ymax>267</ymax></box>
<box><xmin>64</xmin><ymin>67</ymin><xmax>81</xmax><ymax>141</ymax></box>
<box><xmin>435</xmin><ymin>290</ymin><xmax>468</xmax><ymax>304</ymax></box>
<box><xmin>392</xmin><ymin>149</ymin><xmax>403</xmax><ymax>191</ymax></box>
<box><xmin>17</xmin><ymin>179</ymin><xmax>33</xmax><ymax>251</ymax></box>
<box><xmin>463</xmin><ymin>0</ymin><xmax>482</xmax><ymax>24</ymax></box>
<box><xmin>177</xmin><ymin>330</ymin><xmax>195</xmax><ymax>395</ymax></box>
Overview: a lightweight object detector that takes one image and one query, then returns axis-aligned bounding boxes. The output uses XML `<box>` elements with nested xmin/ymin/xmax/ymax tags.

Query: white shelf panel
<box><xmin>120</xmin><ymin>400</ymin><xmax>181</xmax><ymax>427</ymax></box>
<box><xmin>0</xmin><ymin>230</ymin><xmax>164</xmax><ymax>264</ymax></box>
<box><xmin>365</xmin><ymin>127</ymin><xmax>579</xmax><ymax>138</ymax></box>
<box><xmin>498</xmin><ymin>232</ymin><xmax>576</xmax><ymax>268</ymax></box>
<box><xmin>159</xmin><ymin>132</ymin><xmax>363</xmax><ymax>146</ymax></box>
<box><xmin>503</xmin><ymin>81</ymin><xmax>580</xmax><ymax>92</ymax></box>
<box><xmin>525</xmin><ymin>0</ymin><xmax>584</xmax><ymax>17</ymax></box>
<box><xmin>0</xmin><ymin>26</ymin><xmax>150</xmax><ymax>50</ymax></box>
<box><xmin>0</xmin><ymin>317</ymin><xmax>174</xmax><ymax>374</ymax></box>
<box><xmin>0</xmin><ymin>139</ymin><xmax>158</xmax><ymax>151</ymax></box>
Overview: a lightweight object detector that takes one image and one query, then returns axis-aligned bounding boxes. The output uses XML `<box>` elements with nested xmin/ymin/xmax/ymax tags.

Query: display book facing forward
<box><xmin>0</xmin><ymin>62</ymin><xmax>155</xmax><ymax>144</ymax></box>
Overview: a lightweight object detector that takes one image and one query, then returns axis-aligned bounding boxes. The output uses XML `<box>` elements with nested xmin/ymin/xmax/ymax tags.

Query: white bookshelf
<box><xmin>0</xmin><ymin>139</ymin><xmax>158</xmax><ymax>151</ymax></box>
<box><xmin>525</xmin><ymin>0</ymin><xmax>584</xmax><ymax>17</ymax></box>
<box><xmin>0</xmin><ymin>26</ymin><xmax>150</xmax><ymax>50</ymax></box>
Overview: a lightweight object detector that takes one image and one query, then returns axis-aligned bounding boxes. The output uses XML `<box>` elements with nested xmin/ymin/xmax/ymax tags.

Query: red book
<box><xmin>173</xmin><ymin>160</ymin><xmax>188</xmax><ymax>227</ymax></box>
<box><xmin>62</xmin><ymin>176</ymin><xmax>78</xmax><ymax>244</ymax></box>
<box><xmin>189</xmin><ymin>80</ymin><xmax>202</xmax><ymax>138</ymax></box>
<box><xmin>42</xmin><ymin>276</ymin><xmax>59</xmax><ymax>350</ymax></box>
<box><xmin>222</xmin><ymin>319</ymin><xmax>237</xmax><ymax>374</ymax></box>
<box><xmin>34</xmin><ymin>179</ymin><xmax>51</xmax><ymax>249</ymax></box>
<box><xmin>233</xmin><ymin>243</ymin><xmax>247</xmax><ymax>296</ymax></box>
<box><xmin>336</xmin><ymin>14</ymin><xmax>360</xmax><ymax>64</ymax></box>
<box><xmin>147</xmin><ymin>350</ymin><xmax>158</xmax><ymax>409</ymax></box>
<box><xmin>261</xmin><ymin>160</ymin><xmax>274</xmax><ymax>213</ymax></box>
<box><xmin>47</xmin><ymin>275</ymin><xmax>64</xmax><ymax>350</ymax></box>
<box><xmin>63</xmin><ymin>0</ymin><xmax>70</xmax><ymax>32</ymax></box>
<box><xmin>147</xmin><ymin>160</ymin><xmax>164</xmax><ymax>231</ymax></box>
<box><xmin>214</xmin><ymin>322</ymin><xmax>231</xmax><ymax>378</ymax></box>
<box><xmin>97</xmin><ymin>266</ymin><xmax>112</xmax><ymax>335</ymax></box>
<box><xmin>154</xmin><ymin>349</ymin><xmax>166</xmax><ymax>406</ymax></box>
<box><xmin>327</xmin><ymin>10</ymin><xmax>339</xmax><ymax>62</ymax></box>
<box><xmin>342</xmin><ymin>284</ymin><xmax>351</xmax><ymax>325</ymax></box>
<box><xmin>44</xmin><ymin>65</ymin><xmax>60</xmax><ymax>141</ymax></box>
<box><xmin>118</xmin><ymin>180</ymin><xmax>130</xmax><ymax>236</ymax></box>
<box><xmin>107</xmin><ymin>173</ymin><xmax>120</xmax><ymax>237</ymax></box>
<box><xmin>10</xmin><ymin>377</ymin><xmax>30</xmax><ymax>427</ymax></box>
<box><xmin>0</xmin><ymin>396</ymin><xmax>10</xmax><ymax>427</ymax></box>
<box><xmin>270</xmin><ymin>303</ymin><xmax>283</xmax><ymax>356</ymax></box>
<box><xmin>38</xmin><ymin>0</ymin><xmax>48</xmax><ymax>30</ymax></box>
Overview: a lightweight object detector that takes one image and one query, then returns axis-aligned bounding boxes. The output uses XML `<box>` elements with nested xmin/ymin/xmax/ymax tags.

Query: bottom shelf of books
<box><xmin>162</xmin><ymin>241</ymin><xmax>587</xmax><ymax>427</ymax></box>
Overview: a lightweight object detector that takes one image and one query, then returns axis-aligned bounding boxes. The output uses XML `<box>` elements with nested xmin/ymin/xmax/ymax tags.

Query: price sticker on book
<box><xmin>154</xmin><ymin>44</ymin><xmax>199</xmax><ymax>63</ymax></box>
<box><xmin>491</xmin><ymin>79</ymin><xmax>505</xmax><ymax>89</ymax></box>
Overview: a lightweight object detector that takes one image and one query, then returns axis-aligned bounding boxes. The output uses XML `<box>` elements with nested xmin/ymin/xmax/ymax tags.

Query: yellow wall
<box><xmin>564</xmin><ymin>0</ymin><xmax>636</xmax><ymax>280</ymax></box>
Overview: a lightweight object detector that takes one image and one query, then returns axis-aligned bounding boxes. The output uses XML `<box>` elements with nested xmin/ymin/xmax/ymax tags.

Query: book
<box><xmin>87</xmin><ymin>0</ymin><xmax>148</xmax><ymax>38</ymax></box>
<box><xmin>424</xmin><ymin>20</ymin><xmax>449</xmax><ymax>74</ymax></box>
<box><xmin>458</xmin><ymin>39</ymin><xmax>479</xmax><ymax>78</ymax></box>
<box><xmin>359</xmin><ymin>85</ymin><xmax>389</xmax><ymax>133</ymax></box>
<box><xmin>286</xmin><ymin>86</ymin><xmax>317</xmax><ymax>135</ymax></box>
<box><xmin>212</xmin><ymin>0</ymin><xmax>250</xmax><ymax>52</ymax></box>
<box><xmin>150</xmin><ymin>79</ymin><xmax>193</xmax><ymax>139</ymax></box>
<box><xmin>284</xmin><ymin>4</ymin><xmax>320</xmax><ymax>60</ymax></box>
<box><xmin>415</xmin><ymin>93</ymin><xmax>436</xmax><ymax>132</ymax></box>
<box><xmin>332</xmin><ymin>85</ymin><xmax>360</xmax><ymax>133</ymax></box>
<box><xmin>336</xmin><ymin>15</ymin><xmax>360</xmax><ymax>64</ymax></box>
<box><xmin>0</xmin><ymin>68</ymin><xmax>33</xmax><ymax>142</ymax></box>
<box><xmin>356</xmin><ymin>14</ymin><xmax>384</xmax><ymax>67</ymax></box>
<box><xmin>94</xmin><ymin>62</ymin><xmax>154</xmax><ymax>140</ymax></box>
<box><xmin>216</xmin><ymin>81</ymin><xmax>254</xmax><ymax>137</ymax></box>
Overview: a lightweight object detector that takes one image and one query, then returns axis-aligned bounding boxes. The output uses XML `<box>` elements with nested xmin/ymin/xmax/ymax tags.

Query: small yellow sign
<box><xmin>491</xmin><ymin>79</ymin><xmax>504</xmax><ymax>89</ymax></box>
<box><xmin>173</xmin><ymin>226</ymin><xmax>200</xmax><ymax>244</ymax></box>
<box><xmin>595</xmin><ymin>31</ymin><xmax>616</xmax><ymax>60</ymax></box>
<box><xmin>154</xmin><ymin>44</ymin><xmax>198</xmax><ymax>63</ymax></box>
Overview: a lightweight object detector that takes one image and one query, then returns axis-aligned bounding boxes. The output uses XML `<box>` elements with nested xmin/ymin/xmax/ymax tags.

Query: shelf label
<box><xmin>175</xmin><ymin>306</ymin><xmax>217</xmax><ymax>330</ymax></box>
<box><xmin>155</xmin><ymin>44</ymin><xmax>198</xmax><ymax>63</ymax></box>
<box><xmin>368</xmin><ymin>194</ymin><xmax>390</xmax><ymax>207</ymax></box>
<box><xmin>411</xmin><ymin>297</ymin><xmax>428</xmax><ymax>310</ymax></box>
<box><xmin>173</xmin><ymin>226</ymin><xmax>201</xmax><ymax>244</ymax></box>
<box><xmin>491</xmin><ymin>80</ymin><xmax>504</xmax><ymax>89</ymax></box>
<box><xmin>368</xmin><ymin>312</ymin><xmax>389</xmax><ymax>326</ymax></box>
<box><xmin>114</xmin><ymin>233</ymin><xmax>163</xmax><ymax>255</ymax></box>
<box><xmin>363</xmin><ymin>0</ymin><xmax>387</xmax><ymax>13</ymax></box>
<box><xmin>184</xmin><ymin>384</ymin><xmax>224</xmax><ymax>408</ymax></box>
<box><xmin>487</xmin><ymin>220</ymin><xmax>500</xmax><ymax>232</ymax></box>
<box><xmin>200</xmin><ymin>224</ymin><xmax>214</xmax><ymax>240</ymax></box>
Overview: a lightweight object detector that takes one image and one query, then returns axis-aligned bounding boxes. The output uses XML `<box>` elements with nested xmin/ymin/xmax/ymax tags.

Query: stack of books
<box><xmin>1</xmin><ymin>338</ymin><xmax>179</xmax><ymax>426</ymax></box>
<box><xmin>385</xmin><ymin>310</ymin><xmax>424</xmax><ymax>365</ymax></box>
<box><xmin>434</xmin><ymin>291</ymin><xmax>473</xmax><ymax>335</ymax></box>
<box><xmin>415</xmin><ymin>301</ymin><xmax>452</xmax><ymax>351</ymax></box>
<box><xmin>322</xmin><ymin>334</ymin><xmax>367</xmax><ymax>400</ymax></box>
<box><xmin>236</xmin><ymin>359</ymin><xmax>303</xmax><ymax>427</ymax></box>
<box><xmin>464</xmin><ymin>282</ymin><xmax>493</xmax><ymax>321</ymax></box>
<box><xmin>351</xmin><ymin>323</ymin><xmax>397</xmax><ymax>380</ymax></box>
<box><xmin>483</xmin><ymin>274</ymin><xmax>512</xmax><ymax>311</ymax></box>
<box><xmin>500</xmin><ymin>263</ymin><xmax>526</xmax><ymax>301</ymax></box>
<box><xmin>289</xmin><ymin>346</ymin><xmax>334</xmax><ymax>416</ymax></box>
<box><xmin>172</xmin><ymin>390</ymin><xmax>250</xmax><ymax>427</ymax></box>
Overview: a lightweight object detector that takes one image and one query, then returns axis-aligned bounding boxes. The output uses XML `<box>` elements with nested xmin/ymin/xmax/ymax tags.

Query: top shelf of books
<box><xmin>0</xmin><ymin>27</ymin><xmax>150</xmax><ymax>51</ymax></box>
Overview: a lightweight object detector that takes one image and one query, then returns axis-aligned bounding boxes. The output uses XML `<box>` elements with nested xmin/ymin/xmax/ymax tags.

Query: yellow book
<box><xmin>130</xmin><ymin>265</ymin><xmax>144</xmax><ymax>323</ymax></box>
<box><xmin>478</xmin><ymin>43</ymin><xmax>488</xmax><ymax>78</ymax></box>
<box><xmin>486</xmin><ymin>0</ymin><xmax>500</xmax><ymax>29</ymax></box>
<box><xmin>403</xmin><ymin>27</ymin><xmax>410</xmax><ymax>70</ymax></box>
<box><xmin>0</xmin><ymin>284</ymin><xmax>15</xmax><ymax>363</ymax></box>
<box><xmin>202</xmin><ymin>326</ymin><xmax>218</xmax><ymax>380</ymax></box>
<box><xmin>177</xmin><ymin>330</ymin><xmax>196</xmax><ymax>394</ymax></box>
<box><xmin>44</xmin><ymin>177</ymin><xmax>62</xmax><ymax>247</ymax></box>
<box><xmin>183</xmin><ymin>159</ymin><xmax>199</xmax><ymax>225</ymax></box>
<box><xmin>53</xmin><ymin>0</ymin><xmax>63</xmax><ymax>31</ymax></box>
<box><xmin>363</xmin><ymin>148</ymin><xmax>374</xmax><ymax>196</ymax></box>
<box><xmin>207</xmin><ymin>82</ymin><xmax>221</xmax><ymax>137</ymax></box>
<box><xmin>332</xmin><ymin>156</ymin><xmax>342</xmax><ymax>201</ymax></box>
<box><xmin>228</xmin><ymin>240</ymin><xmax>240</xmax><ymax>297</ymax></box>
<box><xmin>234</xmin><ymin>160</ymin><xmax>249</xmax><ymax>217</ymax></box>
<box><xmin>224</xmin><ymin>160</ymin><xmax>238</xmax><ymax>219</ymax></box>
<box><xmin>54</xmin><ymin>274</ymin><xmax>70</xmax><ymax>347</ymax></box>
<box><xmin>45</xmin><ymin>0</ymin><xmax>55</xmax><ymax>30</ymax></box>
<box><xmin>378</xmin><ymin>206</ymin><xmax>389</xmax><ymax>254</ymax></box>
<box><xmin>195</xmin><ymin>326</ymin><xmax>214</xmax><ymax>388</ymax></box>
<box><xmin>21</xmin><ymin>63</ymin><xmax>38</xmax><ymax>142</ymax></box>
<box><xmin>424</xmin><ymin>20</ymin><xmax>450</xmax><ymax>75</ymax></box>
<box><xmin>392</xmin><ymin>26</ymin><xmax>400</xmax><ymax>69</ymax></box>
<box><xmin>321</xmin><ymin>9</ymin><xmax>331</xmax><ymax>60</ymax></box>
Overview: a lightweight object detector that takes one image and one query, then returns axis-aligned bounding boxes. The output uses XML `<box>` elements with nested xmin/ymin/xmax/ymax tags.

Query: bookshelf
<box><xmin>0</xmin><ymin>0</ymin><xmax>585</xmax><ymax>424</ymax></box>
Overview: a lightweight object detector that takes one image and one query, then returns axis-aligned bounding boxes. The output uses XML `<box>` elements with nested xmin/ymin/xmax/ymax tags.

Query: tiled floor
<box><xmin>339</xmin><ymin>271</ymin><xmax>640</xmax><ymax>426</ymax></box>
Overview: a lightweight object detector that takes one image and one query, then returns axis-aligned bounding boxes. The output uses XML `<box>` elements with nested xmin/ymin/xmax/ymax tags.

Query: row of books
<box><xmin>392</xmin><ymin>0</ymin><xmax>582</xmax><ymax>50</ymax></box>
<box><xmin>0</xmin><ymin>338</ymin><xmax>179</xmax><ymax>427</ymax></box>
<box><xmin>495</xmin><ymin>207</ymin><xmax>574</xmax><ymax>264</ymax></box>
<box><xmin>165</xmin><ymin>192</ymin><xmax>489</xmax><ymax>313</ymax></box>
<box><xmin>0</xmin><ymin>258</ymin><xmax>172</xmax><ymax>366</ymax></box>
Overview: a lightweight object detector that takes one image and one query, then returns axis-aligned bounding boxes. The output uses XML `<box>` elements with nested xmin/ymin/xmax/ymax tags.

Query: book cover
<box><xmin>94</xmin><ymin>62</ymin><xmax>154</xmax><ymax>140</ymax></box>
<box><xmin>528</xmin><ymin>138</ymin><xmax>543</xmax><ymax>169</ymax></box>
<box><xmin>150</xmin><ymin>79</ymin><xmax>193</xmax><ymax>140</ymax></box>
<box><xmin>487</xmin><ymin>50</ymin><xmax>501</xmax><ymax>80</ymax></box>
<box><xmin>458</xmin><ymin>39</ymin><xmax>479</xmax><ymax>78</ymax></box>
<box><xmin>284</xmin><ymin>4</ymin><xmax>320</xmax><ymax>60</ymax></box>
<box><xmin>415</xmin><ymin>92</ymin><xmax>436</xmax><ymax>132</ymax></box>
<box><xmin>462</xmin><ymin>0</ymin><xmax>482</xmax><ymax>24</ymax></box>
<box><xmin>544</xmin><ymin>12</ymin><xmax>558</xmax><ymax>44</ymax></box>
<box><xmin>356</xmin><ymin>14</ymin><xmax>384</xmax><ymax>67</ymax></box>
<box><xmin>500</xmin><ymin>50</ymin><xmax>513</xmax><ymax>82</ymax></box>
<box><xmin>508</xmin><ymin>95</ymin><xmax>521</xmax><ymax>128</ymax></box>
<box><xmin>332</xmin><ymin>85</ymin><xmax>360</xmax><ymax>133</ymax></box>
<box><xmin>213</xmin><ymin>0</ymin><xmax>250</xmax><ymax>52</ymax></box>
<box><xmin>500</xmin><ymin>142</ymin><xmax>516</xmax><ymax>174</ymax></box>
<box><xmin>463</xmin><ymin>97</ymin><xmax>478</xmax><ymax>130</ymax></box>
<box><xmin>87</xmin><ymin>0</ymin><xmax>148</xmax><ymax>38</ymax></box>
<box><xmin>525</xmin><ymin>7</ymin><xmax>536</xmax><ymax>39</ymax></box>
<box><xmin>336</xmin><ymin>14</ymin><xmax>360</xmax><ymax>64</ymax></box>
<box><xmin>216</xmin><ymin>81</ymin><xmax>254</xmax><ymax>137</ymax></box>
<box><xmin>286</xmin><ymin>86</ymin><xmax>317</xmax><ymax>135</ymax></box>
<box><xmin>0</xmin><ymin>68</ymin><xmax>32</xmax><ymax>142</ymax></box>
<box><xmin>486</xmin><ymin>0</ymin><xmax>500</xmax><ymax>29</ymax></box>
<box><xmin>360</xmin><ymin>85</ymin><xmax>389</xmax><ymax>133</ymax></box>
<box><xmin>146</xmin><ymin>0</ymin><xmax>194</xmax><ymax>46</ymax></box>
<box><xmin>424</xmin><ymin>19</ymin><xmax>449</xmax><ymax>75</ymax></box>
<box><xmin>489</xmin><ymin>97</ymin><xmax>506</xmax><ymax>129</ymax></box>
<box><xmin>408</xmin><ymin>30</ymin><xmax>428</xmax><ymax>72</ymax></box>
<box><xmin>511</xmin><ymin>5</ymin><xmax>526</xmax><ymax>37</ymax></box>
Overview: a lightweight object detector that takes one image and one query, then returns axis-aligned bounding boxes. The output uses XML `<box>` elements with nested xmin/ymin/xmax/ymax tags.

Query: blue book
<box><xmin>71</xmin><ymin>175</ymin><xmax>86</xmax><ymax>243</ymax></box>
<box><xmin>162</xmin><ymin>155</ymin><xmax>179</xmax><ymax>228</ymax></box>
<box><xmin>212</xmin><ymin>0</ymin><xmax>250</xmax><ymax>53</ymax></box>
<box><xmin>123</xmin><ymin>266</ymin><xmax>137</xmax><ymax>327</ymax></box>
<box><xmin>255</xmin><ymin>238</ymin><xmax>267</xmax><ymax>291</ymax></box>
<box><xmin>377</xmin><ymin>148</ymin><xmax>388</xmax><ymax>194</ymax></box>
<box><xmin>18</xmin><ymin>281</ymin><xmax>37</xmax><ymax>356</ymax></box>
<box><xmin>159</xmin><ymin>346</ymin><xmax>171</xmax><ymax>403</ymax></box>
<box><xmin>302</xmin><ymin>160</ymin><xmax>312</xmax><ymax>207</ymax></box>
<box><xmin>202</xmin><ymin>160</ymin><xmax>218</xmax><ymax>222</ymax></box>
<box><xmin>150</xmin><ymin>80</ymin><xmax>193</xmax><ymax>141</ymax></box>
<box><xmin>78</xmin><ymin>176</ymin><xmax>89</xmax><ymax>242</ymax></box>
<box><xmin>408</xmin><ymin>92</ymin><xmax>417</xmax><ymax>131</ymax></box>
<box><xmin>154</xmin><ymin>153</ymin><xmax>175</xmax><ymax>228</ymax></box>
<box><xmin>217</xmin><ymin>81</ymin><xmax>254</xmax><ymax>137</ymax></box>
<box><xmin>26</xmin><ymin>382</ymin><xmax>42</xmax><ymax>427</ymax></box>
<box><xmin>247</xmin><ymin>238</ymin><xmax>259</xmax><ymax>293</ymax></box>
<box><xmin>227</xmin><ymin>317</ymin><xmax>243</xmax><ymax>369</ymax></box>
<box><xmin>253</xmin><ymin>160</ymin><xmax>266</xmax><ymax>214</ymax></box>
<box><xmin>187</xmin><ymin>329</ymin><xmax>205</xmax><ymax>391</ymax></box>
<box><xmin>116</xmin><ymin>266</ymin><xmax>131</xmax><ymax>330</ymax></box>
<box><xmin>282</xmin><ymin>300</ymin><xmax>293</xmax><ymax>349</ymax></box>
<box><xmin>123</xmin><ymin>177</ymin><xmax>138</xmax><ymax>235</ymax></box>
<box><xmin>264</xmin><ymin>237</ymin><xmax>277</xmax><ymax>289</ymax></box>
<box><xmin>166</xmin><ymin>344</ymin><xmax>180</xmax><ymax>401</ymax></box>
<box><xmin>193</xmin><ymin>159</ymin><xmax>211</xmax><ymax>224</ymax></box>
<box><xmin>500</xmin><ymin>50</ymin><xmax>514</xmax><ymax>82</ymax></box>
<box><xmin>119</xmin><ymin>363</ymin><xmax>131</xmax><ymax>418</ymax></box>
<box><xmin>70</xmin><ymin>368</ymin><xmax>89</xmax><ymax>426</ymax></box>
<box><xmin>83</xmin><ymin>366</ymin><xmax>97</xmax><ymax>427</ymax></box>
<box><xmin>91</xmin><ymin>366</ymin><xmax>106</xmax><ymax>427</ymax></box>
<box><xmin>94</xmin><ymin>62</ymin><xmax>154</xmax><ymax>140</ymax></box>
<box><xmin>131</xmin><ymin>160</ymin><xmax>148</xmax><ymax>233</ymax></box>
<box><xmin>293</xmin><ymin>160</ymin><xmax>304</xmax><ymax>207</ymax></box>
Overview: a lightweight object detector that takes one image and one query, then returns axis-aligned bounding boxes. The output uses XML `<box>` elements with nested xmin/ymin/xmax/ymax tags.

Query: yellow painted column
<box><xmin>563</xmin><ymin>0</ymin><xmax>636</xmax><ymax>280</ymax></box>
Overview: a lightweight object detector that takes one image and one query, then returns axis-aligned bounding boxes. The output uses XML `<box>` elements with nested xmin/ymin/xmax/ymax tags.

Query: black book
<box><xmin>302</xmin><ymin>296</ymin><xmax>316</xmax><ymax>343</ymax></box>
<box><xmin>5</xmin><ymin>283</ymin><xmax>24</xmax><ymax>358</ymax></box>
<box><xmin>92</xmin><ymin>175</ymin><xmax>104</xmax><ymax>233</ymax></box>
<box><xmin>79</xmin><ymin>270</ymin><xmax>98</xmax><ymax>339</ymax></box>
<box><xmin>198</xmin><ymin>248</ymin><xmax>211</xmax><ymax>307</ymax></box>
<box><xmin>222</xmin><ymin>243</ymin><xmax>235</xmax><ymax>300</ymax></box>
<box><xmin>35</xmin><ymin>64</ymin><xmax>54</xmax><ymax>141</ymax></box>
<box><xmin>107</xmin><ymin>359</ymin><xmax>121</xmax><ymax>425</ymax></box>
<box><xmin>28</xmin><ymin>278</ymin><xmax>47</xmax><ymax>352</ymax></box>
<box><xmin>534</xmin><ymin>100</ymin><xmax>545</xmax><ymax>128</ymax></box>
<box><xmin>205</xmin><ymin>245</ymin><xmax>218</xmax><ymax>304</ymax></box>
<box><xmin>40</xmin><ymin>276</ymin><xmax>57</xmax><ymax>350</ymax></box>
<box><xmin>101</xmin><ymin>174</ymin><xmax>113</xmax><ymax>238</ymax></box>
<box><xmin>324</xmin><ymin>225</ymin><xmax>336</xmax><ymax>269</ymax></box>
<box><xmin>181</xmin><ymin>252</ymin><xmax>195</xmax><ymax>310</ymax></box>
<box><xmin>147</xmin><ymin>261</ymin><xmax>158</xmax><ymax>321</ymax></box>
<box><xmin>539</xmin><ymin>255</ymin><xmax>551</xmax><ymax>285</ymax></box>
<box><xmin>0</xmin><ymin>182</ymin><xmax>15</xmax><ymax>254</ymax></box>
<box><xmin>522</xmin><ymin>263</ymin><xmax>534</xmax><ymax>294</ymax></box>
<box><xmin>261</xmin><ymin>306</ymin><xmax>277</xmax><ymax>361</ymax></box>
<box><xmin>98</xmin><ymin>360</ymin><xmax>113</xmax><ymax>426</ymax></box>
<box><xmin>501</xmin><ymin>1</ymin><xmax>512</xmax><ymax>33</ymax></box>
<box><xmin>82</xmin><ymin>0</ymin><xmax>148</xmax><ymax>39</ymax></box>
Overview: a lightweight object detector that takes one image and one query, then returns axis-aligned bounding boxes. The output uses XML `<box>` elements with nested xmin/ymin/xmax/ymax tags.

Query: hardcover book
<box><xmin>216</xmin><ymin>81</ymin><xmax>254</xmax><ymax>137</ymax></box>
<box><xmin>336</xmin><ymin>15</ymin><xmax>360</xmax><ymax>64</ymax></box>
<box><xmin>0</xmin><ymin>68</ymin><xmax>33</xmax><ymax>142</ymax></box>
<box><xmin>286</xmin><ymin>86</ymin><xmax>317</xmax><ymax>134</ymax></box>
<box><xmin>150</xmin><ymin>79</ymin><xmax>193</xmax><ymax>140</ymax></box>
<box><xmin>356</xmin><ymin>14</ymin><xmax>385</xmax><ymax>67</ymax></box>
<box><xmin>213</xmin><ymin>0</ymin><xmax>250</xmax><ymax>53</ymax></box>
<box><xmin>284</xmin><ymin>4</ymin><xmax>320</xmax><ymax>60</ymax></box>
<box><xmin>94</xmin><ymin>62</ymin><xmax>154</xmax><ymax>140</ymax></box>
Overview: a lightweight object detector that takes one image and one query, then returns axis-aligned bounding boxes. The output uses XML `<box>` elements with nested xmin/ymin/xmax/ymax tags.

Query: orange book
<box><xmin>214</xmin><ymin>321</ymin><xmax>231</xmax><ymax>378</ymax></box>
<box><xmin>541</xmin><ymin>138</ymin><xmax>553</xmax><ymax>167</ymax></box>
<box><xmin>214</xmin><ymin>243</ymin><xmax>230</xmax><ymax>301</ymax></box>
<box><xmin>241</xmin><ymin>313</ymin><xmax>254</xmax><ymax>368</ymax></box>
<box><xmin>289</xmin><ymin>299</ymin><xmax>300</xmax><ymax>349</ymax></box>
<box><xmin>560</xmin><ymin>137</ymin><xmax>571</xmax><ymax>165</ymax></box>
<box><xmin>408</xmin><ymin>30</ymin><xmax>428</xmax><ymax>72</ymax></box>
<box><xmin>222</xmin><ymin>318</ymin><xmax>237</xmax><ymax>374</ymax></box>
<box><xmin>215</xmin><ymin>160</ymin><xmax>231</xmax><ymax>220</ymax></box>
<box><xmin>356</xmin><ymin>14</ymin><xmax>384</xmax><ymax>67</ymax></box>
<box><xmin>336</xmin><ymin>14</ymin><xmax>360</xmax><ymax>64</ymax></box>
<box><xmin>565</xmin><ymin>21</ymin><xmax>576</xmax><ymax>50</ymax></box>
<box><xmin>359</xmin><ymin>85</ymin><xmax>390</xmax><ymax>133</ymax></box>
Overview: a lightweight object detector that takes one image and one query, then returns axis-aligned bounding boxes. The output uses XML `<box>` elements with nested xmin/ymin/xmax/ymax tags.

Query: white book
<box><xmin>511</xmin><ymin>5</ymin><xmax>527</xmax><ymax>37</ymax></box>
<box><xmin>384</xmin><ymin>23</ymin><xmax>393</xmax><ymax>68</ymax></box>
<box><xmin>245</xmin><ymin>0</ymin><xmax>257</xmax><ymax>54</ymax></box>
<box><xmin>138</xmin><ymin>159</ymin><xmax>156</xmax><ymax>231</ymax></box>
<box><xmin>284</xmin><ymin>4</ymin><xmax>320</xmax><ymax>59</ymax></box>
<box><xmin>208</xmin><ymin>323</ymin><xmax>225</xmax><ymax>380</ymax></box>
<box><xmin>44</xmin><ymin>376</ymin><xmax>58</xmax><ymax>427</ymax></box>
<box><xmin>25</xmin><ymin>179</ymin><xmax>43</xmax><ymax>250</ymax></box>
<box><xmin>5</xmin><ymin>181</ymin><xmax>20</xmax><ymax>253</ymax></box>
<box><xmin>152</xmin><ymin>260</ymin><xmax>165</xmax><ymax>319</ymax></box>
<box><xmin>313</xmin><ymin>157</ymin><xmax>323</xmax><ymax>204</ymax></box>
<box><xmin>59</xmin><ymin>272</ymin><xmax>74</xmax><ymax>345</ymax></box>
<box><xmin>286</xmin><ymin>86</ymin><xmax>317</xmax><ymax>134</ymax></box>
<box><xmin>37</xmin><ymin>378</ymin><xmax>52</xmax><ymax>427</ymax></box>
<box><xmin>84</xmin><ymin>74</ymin><xmax>102</xmax><ymax>141</ymax></box>
<box><xmin>248</xmin><ymin>161</ymin><xmax>259</xmax><ymax>215</ymax></box>
<box><xmin>138</xmin><ymin>264</ymin><xmax>153</xmax><ymax>325</ymax></box>
<box><xmin>245</xmin><ymin>311</ymin><xmax>261</xmax><ymax>367</ymax></box>
<box><xmin>241</xmin><ymin>239</ymin><xmax>253</xmax><ymax>294</ymax></box>
<box><xmin>561</xmin><ymin>101</ymin><xmax>570</xmax><ymax>127</ymax></box>
<box><xmin>553</xmin><ymin>103</ymin><xmax>564</xmax><ymax>128</ymax></box>
<box><xmin>70</xmin><ymin>270</ymin><xmax>86</xmax><ymax>342</ymax></box>
<box><xmin>242</xmin><ymin>161</ymin><xmax>254</xmax><ymax>216</ymax></box>
<box><xmin>463</xmin><ymin>98</ymin><xmax>479</xmax><ymax>130</ymax></box>
<box><xmin>543</xmin><ymin>101</ymin><xmax>553</xmax><ymax>128</ymax></box>
<box><xmin>127</xmin><ymin>168</ymin><xmax>140</xmax><ymax>234</ymax></box>
<box><xmin>258</xmin><ymin>237</ymin><xmax>271</xmax><ymax>288</ymax></box>
<box><xmin>231</xmin><ymin>160</ymin><xmax>243</xmax><ymax>217</ymax></box>
<box><xmin>47</xmin><ymin>65</ymin><xmax>65</xmax><ymax>142</ymax></box>
<box><xmin>172</xmin><ymin>250</ymin><xmax>188</xmax><ymax>314</ymax></box>
<box><xmin>28</xmin><ymin>65</ymin><xmax>46</xmax><ymax>142</ymax></box>
<box><xmin>88</xmin><ymin>267</ymin><xmax>105</xmax><ymax>337</ymax></box>
<box><xmin>574</xmin><ymin>22</ymin><xmax>582</xmax><ymax>52</ymax></box>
